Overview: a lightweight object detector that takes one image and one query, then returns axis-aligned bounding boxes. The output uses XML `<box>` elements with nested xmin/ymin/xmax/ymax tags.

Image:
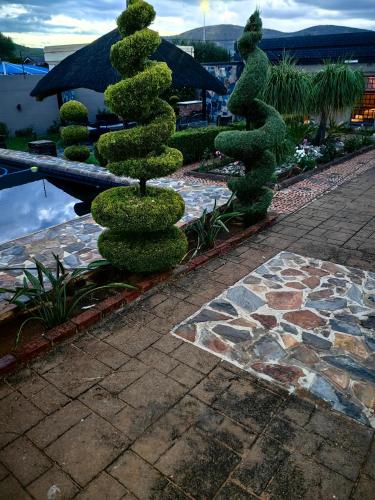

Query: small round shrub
<box><xmin>64</xmin><ymin>145</ymin><xmax>90</xmax><ymax>162</ymax></box>
<box><xmin>98</xmin><ymin>226</ymin><xmax>188</xmax><ymax>273</ymax></box>
<box><xmin>60</xmin><ymin>100</ymin><xmax>88</xmax><ymax>124</ymax></box>
<box><xmin>92</xmin><ymin>186</ymin><xmax>185</xmax><ymax>232</ymax></box>
<box><xmin>61</xmin><ymin>125</ymin><xmax>89</xmax><ymax>146</ymax></box>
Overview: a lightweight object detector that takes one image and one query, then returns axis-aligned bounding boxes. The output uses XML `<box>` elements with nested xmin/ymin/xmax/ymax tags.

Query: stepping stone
<box><xmin>322</xmin><ymin>355</ymin><xmax>375</xmax><ymax>384</ymax></box>
<box><xmin>226</xmin><ymin>286</ymin><xmax>265</xmax><ymax>313</ymax></box>
<box><xmin>302</xmin><ymin>331</ymin><xmax>332</xmax><ymax>350</ymax></box>
<box><xmin>209</xmin><ymin>300</ymin><xmax>238</xmax><ymax>317</ymax></box>
<box><xmin>305</xmin><ymin>298</ymin><xmax>347</xmax><ymax>311</ymax></box>
<box><xmin>213</xmin><ymin>325</ymin><xmax>251</xmax><ymax>343</ymax></box>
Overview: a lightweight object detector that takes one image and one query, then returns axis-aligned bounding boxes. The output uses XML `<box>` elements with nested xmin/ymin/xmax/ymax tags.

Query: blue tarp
<box><xmin>0</xmin><ymin>61</ymin><xmax>48</xmax><ymax>75</ymax></box>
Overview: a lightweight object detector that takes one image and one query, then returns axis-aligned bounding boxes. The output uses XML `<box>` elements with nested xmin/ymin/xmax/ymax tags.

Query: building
<box><xmin>203</xmin><ymin>32</ymin><xmax>375</xmax><ymax>125</ymax></box>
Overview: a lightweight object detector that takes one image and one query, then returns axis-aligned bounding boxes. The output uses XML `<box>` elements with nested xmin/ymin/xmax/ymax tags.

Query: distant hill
<box><xmin>13</xmin><ymin>44</ymin><xmax>44</xmax><ymax>62</ymax></box>
<box><xmin>167</xmin><ymin>24</ymin><xmax>372</xmax><ymax>53</ymax></box>
<box><xmin>170</xmin><ymin>24</ymin><xmax>371</xmax><ymax>41</ymax></box>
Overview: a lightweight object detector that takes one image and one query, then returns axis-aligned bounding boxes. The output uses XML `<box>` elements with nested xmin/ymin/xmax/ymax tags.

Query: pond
<box><xmin>0</xmin><ymin>164</ymin><xmax>102</xmax><ymax>244</ymax></box>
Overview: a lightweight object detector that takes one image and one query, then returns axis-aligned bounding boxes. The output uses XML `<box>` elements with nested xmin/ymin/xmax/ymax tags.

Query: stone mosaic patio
<box><xmin>172</xmin><ymin>251</ymin><xmax>375</xmax><ymax>427</ymax></box>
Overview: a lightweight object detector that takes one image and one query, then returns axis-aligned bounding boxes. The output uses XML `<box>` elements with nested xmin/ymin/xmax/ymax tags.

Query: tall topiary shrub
<box><xmin>60</xmin><ymin>100</ymin><xmax>90</xmax><ymax>162</ymax></box>
<box><xmin>91</xmin><ymin>0</ymin><xmax>187</xmax><ymax>273</ymax></box>
<box><xmin>214</xmin><ymin>10</ymin><xmax>286</xmax><ymax>224</ymax></box>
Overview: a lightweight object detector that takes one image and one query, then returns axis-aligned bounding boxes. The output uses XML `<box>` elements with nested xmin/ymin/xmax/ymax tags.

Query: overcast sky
<box><xmin>1</xmin><ymin>0</ymin><xmax>374</xmax><ymax>48</ymax></box>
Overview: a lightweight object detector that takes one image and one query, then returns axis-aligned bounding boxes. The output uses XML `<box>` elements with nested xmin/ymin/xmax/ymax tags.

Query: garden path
<box><xmin>0</xmin><ymin>161</ymin><xmax>375</xmax><ymax>498</ymax></box>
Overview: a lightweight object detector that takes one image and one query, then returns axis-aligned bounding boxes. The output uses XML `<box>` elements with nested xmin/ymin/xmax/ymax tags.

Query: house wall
<box><xmin>0</xmin><ymin>75</ymin><xmax>106</xmax><ymax>135</ymax></box>
<box><xmin>0</xmin><ymin>75</ymin><xmax>59</xmax><ymax>135</ymax></box>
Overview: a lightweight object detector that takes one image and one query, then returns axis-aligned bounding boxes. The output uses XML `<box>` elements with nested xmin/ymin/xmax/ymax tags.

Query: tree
<box><xmin>214</xmin><ymin>10</ymin><xmax>286</xmax><ymax>224</ymax></box>
<box><xmin>173</xmin><ymin>39</ymin><xmax>230</xmax><ymax>63</ymax></box>
<box><xmin>91</xmin><ymin>0</ymin><xmax>187</xmax><ymax>273</ymax></box>
<box><xmin>311</xmin><ymin>61</ymin><xmax>364</xmax><ymax>144</ymax></box>
<box><xmin>262</xmin><ymin>55</ymin><xmax>312</xmax><ymax>116</ymax></box>
<box><xmin>0</xmin><ymin>32</ymin><xmax>16</xmax><ymax>61</ymax></box>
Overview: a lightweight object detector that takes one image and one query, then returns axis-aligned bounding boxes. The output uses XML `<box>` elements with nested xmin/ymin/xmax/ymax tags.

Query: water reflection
<box><xmin>0</xmin><ymin>168</ymin><xmax>100</xmax><ymax>244</ymax></box>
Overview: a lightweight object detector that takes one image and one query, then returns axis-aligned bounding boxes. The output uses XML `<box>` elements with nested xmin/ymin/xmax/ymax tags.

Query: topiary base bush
<box><xmin>64</xmin><ymin>145</ymin><xmax>90</xmax><ymax>162</ymax></box>
<box><xmin>98</xmin><ymin>226</ymin><xmax>188</xmax><ymax>273</ymax></box>
<box><xmin>92</xmin><ymin>186</ymin><xmax>184</xmax><ymax>233</ymax></box>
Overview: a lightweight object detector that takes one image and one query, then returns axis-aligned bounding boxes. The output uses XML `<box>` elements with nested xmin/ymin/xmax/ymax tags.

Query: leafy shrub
<box><xmin>61</xmin><ymin>125</ymin><xmax>89</xmax><ymax>146</ymax></box>
<box><xmin>0</xmin><ymin>254</ymin><xmax>133</xmax><ymax>344</ymax></box>
<box><xmin>92</xmin><ymin>0</ymin><xmax>187</xmax><ymax>272</ymax></box>
<box><xmin>214</xmin><ymin>10</ymin><xmax>286</xmax><ymax>224</ymax></box>
<box><xmin>15</xmin><ymin>127</ymin><xmax>34</xmax><ymax>137</ymax></box>
<box><xmin>168</xmin><ymin>123</ymin><xmax>244</xmax><ymax>164</ymax></box>
<box><xmin>98</xmin><ymin>226</ymin><xmax>188</xmax><ymax>273</ymax></box>
<box><xmin>94</xmin><ymin>142</ymin><xmax>108</xmax><ymax>166</ymax></box>
<box><xmin>318</xmin><ymin>139</ymin><xmax>337</xmax><ymax>163</ymax></box>
<box><xmin>0</xmin><ymin>122</ymin><xmax>9</xmax><ymax>137</ymax></box>
<box><xmin>344</xmin><ymin>136</ymin><xmax>364</xmax><ymax>153</ymax></box>
<box><xmin>64</xmin><ymin>145</ymin><xmax>90</xmax><ymax>162</ymax></box>
<box><xmin>92</xmin><ymin>186</ymin><xmax>185</xmax><ymax>233</ymax></box>
<box><xmin>60</xmin><ymin>100</ymin><xmax>88</xmax><ymax>123</ymax></box>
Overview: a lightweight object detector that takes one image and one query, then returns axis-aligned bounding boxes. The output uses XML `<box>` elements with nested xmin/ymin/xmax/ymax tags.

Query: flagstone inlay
<box><xmin>171</xmin><ymin>252</ymin><xmax>375</xmax><ymax>427</ymax></box>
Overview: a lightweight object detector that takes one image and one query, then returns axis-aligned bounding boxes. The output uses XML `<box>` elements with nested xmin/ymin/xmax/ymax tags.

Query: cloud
<box><xmin>0</xmin><ymin>0</ymin><xmax>374</xmax><ymax>48</ymax></box>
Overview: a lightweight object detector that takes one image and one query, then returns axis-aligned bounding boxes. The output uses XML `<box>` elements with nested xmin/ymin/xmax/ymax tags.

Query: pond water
<box><xmin>0</xmin><ymin>164</ymin><xmax>100</xmax><ymax>244</ymax></box>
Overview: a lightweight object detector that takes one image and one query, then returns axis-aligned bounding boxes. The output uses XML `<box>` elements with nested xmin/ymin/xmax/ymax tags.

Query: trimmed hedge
<box><xmin>64</xmin><ymin>145</ymin><xmax>90</xmax><ymax>162</ymax></box>
<box><xmin>60</xmin><ymin>100</ymin><xmax>88</xmax><ymax>123</ymax></box>
<box><xmin>98</xmin><ymin>226</ymin><xmax>187</xmax><ymax>273</ymax></box>
<box><xmin>61</xmin><ymin>125</ymin><xmax>89</xmax><ymax>146</ymax></box>
<box><xmin>92</xmin><ymin>186</ymin><xmax>185</xmax><ymax>232</ymax></box>
<box><xmin>168</xmin><ymin>123</ymin><xmax>245</xmax><ymax>164</ymax></box>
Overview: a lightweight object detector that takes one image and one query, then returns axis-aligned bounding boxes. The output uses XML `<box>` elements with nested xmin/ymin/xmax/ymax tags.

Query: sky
<box><xmin>1</xmin><ymin>0</ymin><xmax>374</xmax><ymax>48</ymax></box>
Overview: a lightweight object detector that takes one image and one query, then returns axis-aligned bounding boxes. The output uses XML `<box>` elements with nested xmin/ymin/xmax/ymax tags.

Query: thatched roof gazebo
<box><xmin>30</xmin><ymin>29</ymin><xmax>226</xmax><ymax>109</ymax></box>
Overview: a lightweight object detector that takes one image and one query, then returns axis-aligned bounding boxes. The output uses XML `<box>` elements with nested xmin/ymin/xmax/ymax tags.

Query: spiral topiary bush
<box><xmin>60</xmin><ymin>100</ymin><xmax>90</xmax><ymax>162</ymax></box>
<box><xmin>215</xmin><ymin>10</ymin><xmax>286</xmax><ymax>224</ymax></box>
<box><xmin>91</xmin><ymin>0</ymin><xmax>187</xmax><ymax>273</ymax></box>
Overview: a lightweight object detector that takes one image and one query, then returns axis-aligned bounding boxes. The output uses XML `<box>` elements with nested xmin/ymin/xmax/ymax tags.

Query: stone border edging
<box><xmin>185</xmin><ymin>145</ymin><xmax>375</xmax><ymax>188</ymax></box>
<box><xmin>0</xmin><ymin>212</ymin><xmax>277</xmax><ymax>375</ymax></box>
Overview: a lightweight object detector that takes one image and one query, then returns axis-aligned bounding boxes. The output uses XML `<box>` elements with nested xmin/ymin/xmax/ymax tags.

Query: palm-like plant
<box><xmin>311</xmin><ymin>61</ymin><xmax>364</xmax><ymax>144</ymax></box>
<box><xmin>262</xmin><ymin>55</ymin><xmax>312</xmax><ymax>116</ymax></box>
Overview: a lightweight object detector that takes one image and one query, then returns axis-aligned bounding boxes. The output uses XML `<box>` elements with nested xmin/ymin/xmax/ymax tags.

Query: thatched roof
<box><xmin>31</xmin><ymin>29</ymin><xmax>226</xmax><ymax>100</ymax></box>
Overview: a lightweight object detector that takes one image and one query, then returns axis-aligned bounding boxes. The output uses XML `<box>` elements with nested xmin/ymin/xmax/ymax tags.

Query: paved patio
<box><xmin>0</xmin><ymin>162</ymin><xmax>375</xmax><ymax>498</ymax></box>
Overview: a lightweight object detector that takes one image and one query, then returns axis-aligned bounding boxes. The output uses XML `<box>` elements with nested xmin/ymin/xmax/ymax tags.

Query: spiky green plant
<box><xmin>0</xmin><ymin>255</ymin><xmax>134</xmax><ymax>345</ymax></box>
<box><xmin>263</xmin><ymin>55</ymin><xmax>312</xmax><ymax>116</ymax></box>
<box><xmin>311</xmin><ymin>61</ymin><xmax>364</xmax><ymax>144</ymax></box>
<box><xmin>91</xmin><ymin>0</ymin><xmax>187</xmax><ymax>273</ymax></box>
<box><xmin>214</xmin><ymin>10</ymin><xmax>286</xmax><ymax>224</ymax></box>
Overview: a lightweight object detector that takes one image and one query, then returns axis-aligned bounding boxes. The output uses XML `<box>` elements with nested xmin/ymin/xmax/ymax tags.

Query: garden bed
<box><xmin>0</xmin><ymin>212</ymin><xmax>277</xmax><ymax>374</ymax></box>
<box><xmin>185</xmin><ymin>145</ymin><xmax>375</xmax><ymax>188</ymax></box>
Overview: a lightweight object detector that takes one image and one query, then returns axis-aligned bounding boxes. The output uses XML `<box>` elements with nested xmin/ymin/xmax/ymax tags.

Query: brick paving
<box><xmin>0</xmin><ymin>165</ymin><xmax>375</xmax><ymax>498</ymax></box>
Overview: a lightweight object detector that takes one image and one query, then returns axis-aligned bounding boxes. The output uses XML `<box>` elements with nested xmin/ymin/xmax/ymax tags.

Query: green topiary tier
<box><xmin>60</xmin><ymin>100</ymin><xmax>90</xmax><ymax>162</ymax></box>
<box><xmin>92</xmin><ymin>0</ymin><xmax>187</xmax><ymax>273</ymax></box>
<box><xmin>214</xmin><ymin>10</ymin><xmax>286</xmax><ymax>224</ymax></box>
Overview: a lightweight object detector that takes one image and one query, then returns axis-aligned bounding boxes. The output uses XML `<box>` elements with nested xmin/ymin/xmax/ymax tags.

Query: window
<box><xmin>351</xmin><ymin>76</ymin><xmax>375</xmax><ymax>125</ymax></box>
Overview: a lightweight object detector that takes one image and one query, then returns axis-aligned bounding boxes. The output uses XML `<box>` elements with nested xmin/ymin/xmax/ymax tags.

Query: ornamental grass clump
<box><xmin>215</xmin><ymin>10</ymin><xmax>286</xmax><ymax>224</ymax></box>
<box><xmin>60</xmin><ymin>100</ymin><xmax>90</xmax><ymax>162</ymax></box>
<box><xmin>91</xmin><ymin>0</ymin><xmax>187</xmax><ymax>273</ymax></box>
